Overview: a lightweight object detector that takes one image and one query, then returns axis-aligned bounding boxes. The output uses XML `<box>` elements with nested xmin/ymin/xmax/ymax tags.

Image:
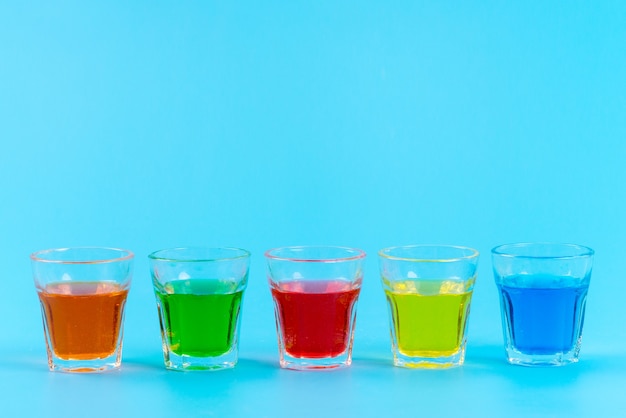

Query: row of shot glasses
<box><xmin>31</xmin><ymin>243</ymin><xmax>594</xmax><ymax>372</ymax></box>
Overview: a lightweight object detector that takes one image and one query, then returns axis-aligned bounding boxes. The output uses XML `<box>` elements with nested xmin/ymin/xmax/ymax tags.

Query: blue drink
<box><xmin>498</xmin><ymin>282</ymin><xmax>588</xmax><ymax>354</ymax></box>
<box><xmin>496</xmin><ymin>275</ymin><xmax>589</xmax><ymax>366</ymax></box>
<box><xmin>492</xmin><ymin>243</ymin><xmax>594</xmax><ymax>367</ymax></box>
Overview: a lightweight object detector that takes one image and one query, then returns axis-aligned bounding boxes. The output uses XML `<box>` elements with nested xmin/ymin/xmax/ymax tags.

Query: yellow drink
<box><xmin>385</xmin><ymin>280</ymin><xmax>472</xmax><ymax>357</ymax></box>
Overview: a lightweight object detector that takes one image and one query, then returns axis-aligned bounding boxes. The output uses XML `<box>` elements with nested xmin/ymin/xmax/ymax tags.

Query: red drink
<box><xmin>271</xmin><ymin>280</ymin><xmax>360</xmax><ymax>358</ymax></box>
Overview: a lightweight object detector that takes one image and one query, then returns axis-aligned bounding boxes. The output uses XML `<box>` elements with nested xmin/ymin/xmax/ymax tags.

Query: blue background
<box><xmin>1</xmin><ymin>1</ymin><xmax>625</xmax><ymax>416</ymax></box>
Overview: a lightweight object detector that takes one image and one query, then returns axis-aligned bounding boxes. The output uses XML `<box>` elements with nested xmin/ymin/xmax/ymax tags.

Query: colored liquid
<box><xmin>385</xmin><ymin>283</ymin><xmax>472</xmax><ymax>356</ymax></box>
<box><xmin>498</xmin><ymin>280</ymin><xmax>589</xmax><ymax>355</ymax></box>
<box><xmin>37</xmin><ymin>282</ymin><xmax>129</xmax><ymax>360</ymax></box>
<box><xmin>156</xmin><ymin>279</ymin><xmax>243</xmax><ymax>357</ymax></box>
<box><xmin>271</xmin><ymin>281</ymin><xmax>360</xmax><ymax>358</ymax></box>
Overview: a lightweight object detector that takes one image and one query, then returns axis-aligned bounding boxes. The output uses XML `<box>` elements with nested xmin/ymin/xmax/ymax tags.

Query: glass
<box><xmin>378</xmin><ymin>245</ymin><xmax>479</xmax><ymax>368</ymax></box>
<box><xmin>265</xmin><ymin>246</ymin><xmax>365</xmax><ymax>370</ymax></box>
<box><xmin>149</xmin><ymin>247</ymin><xmax>250</xmax><ymax>371</ymax></box>
<box><xmin>31</xmin><ymin>247</ymin><xmax>134</xmax><ymax>373</ymax></box>
<box><xmin>492</xmin><ymin>242</ymin><xmax>594</xmax><ymax>366</ymax></box>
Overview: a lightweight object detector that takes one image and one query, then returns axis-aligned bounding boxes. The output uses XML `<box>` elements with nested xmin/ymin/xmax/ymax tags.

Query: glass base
<box><xmin>163</xmin><ymin>347</ymin><xmax>238</xmax><ymax>371</ymax></box>
<box><xmin>279</xmin><ymin>351</ymin><xmax>352</xmax><ymax>371</ymax></box>
<box><xmin>505</xmin><ymin>346</ymin><xmax>580</xmax><ymax>367</ymax></box>
<box><xmin>47</xmin><ymin>348</ymin><xmax>123</xmax><ymax>373</ymax></box>
<box><xmin>392</xmin><ymin>345</ymin><xmax>466</xmax><ymax>369</ymax></box>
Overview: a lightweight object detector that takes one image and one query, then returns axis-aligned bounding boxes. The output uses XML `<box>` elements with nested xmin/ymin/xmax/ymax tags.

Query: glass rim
<box><xmin>148</xmin><ymin>246</ymin><xmax>251</xmax><ymax>262</ymax></box>
<box><xmin>378</xmin><ymin>244</ymin><xmax>479</xmax><ymax>262</ymax></box>
<box><xmin>491</xmin><ymin>242</ymin><xmax>594</xmax><ymax>259</ymax></box>
<box><xmin>30</xmin><ymin>247</ymin><xmax>134</xmax><ymax>264</ymax></box>
<box><xmin>264</xmin><ymin>245</ymin><xmax>366</xmax><ymax>263</ymax></box>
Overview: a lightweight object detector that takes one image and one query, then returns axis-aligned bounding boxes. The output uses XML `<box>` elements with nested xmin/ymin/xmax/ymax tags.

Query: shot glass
<box><xmin>149</xmin><ymin>247</ymin><xmax>250</xmax><ymax>371</ymax></box>
<box><xmin>31</xmin><ymin>247</ymin><xmax>134</xmax><ymax>373</ymax></box>
<box><xmin>265</xmin><ymin>246</ymin><xmax>365</xmax><ymax>370</ymax></box>
<box><xmin>378</xmin><ymin>245</ymin><xmax>479</xmax><ymax>368</ymax></box>
<box><xmin>492</xmin><ymin>243</ymin><xmax>594</xmax><ymax>367</ymax></box>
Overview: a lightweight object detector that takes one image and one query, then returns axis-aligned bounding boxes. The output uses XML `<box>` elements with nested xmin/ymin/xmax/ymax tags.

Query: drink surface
<box><xmin>271</xmin><ymin>280</ymin><xmax>360</xmax><ymax>358</ymax></box>
<box><xmin>385</xmin><ymin>280</ymin><xmax>472</xmax><ymax>356</ymax></box>
<box><xmin>498</xmin><ymin>278</ymin><xmax>589</xmax><ymax>354</ymax></box>
<box><xmin>156</xmin><ymin>279</ymin><xmax>243</xmax><ymax>357</ymax></box>
<box><xmin>38</xmin><ymin>282</ymin><xmax>129</xmax><ymax>360</ymax></box>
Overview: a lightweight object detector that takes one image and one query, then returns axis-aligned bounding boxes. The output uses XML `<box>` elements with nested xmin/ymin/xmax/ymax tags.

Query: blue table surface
<box><xmin>5</xmin><ymin>266</ymin><xmax>626</xmax><ymax>417</ymax></box>
<box><xmin>2</xmin><ymin>1</ymin><xmax>626</xmax><ymax>416</ymax></box>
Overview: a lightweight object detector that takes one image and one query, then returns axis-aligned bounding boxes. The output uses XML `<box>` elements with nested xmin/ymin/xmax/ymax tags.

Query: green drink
<box><xmin>385</xmin><ymin>284</ymin><xmax>472</xmax><ymax>357</ymax></box>
<box><xmin>156</xmin><ymin>279</ymin><xmax>243</xmax><ymax>358</ymax></box>
<box><xmin>149</xmin><ymin>247</ymin><xmax>250</xmax><ymax>371</ymax></box>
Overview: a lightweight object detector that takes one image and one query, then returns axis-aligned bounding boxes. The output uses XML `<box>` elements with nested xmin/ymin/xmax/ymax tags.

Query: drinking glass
<box><xmin>492</xmin><ymin>242</ymin><xmax>594</xmax><ymax>366</ymax></box>
<box><xmin>378</xmin><ymin>245</ymin><xmax>479</xmax><ymax>368</ymax></box>
<box><xmin>149</xmin><ymin>247</ymin><xmax>250</xmax><ymax>371</ymax></box>
<box><xmin>265</xmin><ymin>246</ymin><xmax>365</xmax><ymax>370</ymax></box>
<box><xmin>31</xmin><ymin>247</ymin><xmax>134</xmax><ymax>373</ymax></box>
